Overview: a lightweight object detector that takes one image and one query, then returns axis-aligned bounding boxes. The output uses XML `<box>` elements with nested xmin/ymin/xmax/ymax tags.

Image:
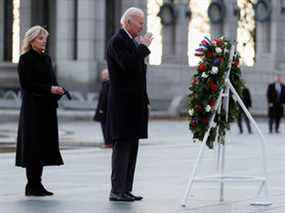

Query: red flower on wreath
<box><xmin>201</xmin><ymin>117</ymin><xmax>209</xmax><ymax>125</ymax></box>
<box><xmin>206</xmin><ymin>51</ymin><xmax>214</xmax><ymax>58</ymax></box>
<box><xmin>191</xmin><ymin>118</ymin><xmax>198</xmax><ymax>129</ymax></box>
<box><xmin>208</xmin><ymin>80</ymin><xmax>219</xmax><ymax>93</ymax></box>
<box><xmin>209</xmin><ymin>98</ymin><xmax>216</xmax><ymax>108</ymax></box>
<box><xmin>213</xmin><ymin>38</ymin><xmax>224</xmax><ymax>47</ymax></box>
<box><xmin>232</xmin><ymin>59</ymin><xmax>239</xmax><ymax>68</ymax></box>
<box><xmin>191</xmin><ymin>120</ymin><xmax>198</xmax><ymax>129</ymax></box>
<box><xmin>219</xmin><ymin>56</ymin><xmax>225</xmax><ymax>63</ymax></box>
<box><xmin>198</xmin><ymin>63</ymin><xmax>207</xmax><ymax>72</ymax></box>
<box><xmin>192</xmin><ymin>77</ymin><xmax>199</xmax><ymax>85</ymax></box>
<box><xmin>195</xmin><ymin>105</ymin><xmax>203</xmax><ymax>113</ymax></box>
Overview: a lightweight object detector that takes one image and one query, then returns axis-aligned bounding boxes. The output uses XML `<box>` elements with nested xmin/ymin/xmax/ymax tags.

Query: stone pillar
<box><xmin>94</xmin><ymin>0</ymin><xmax>105</xmax><ymax>61</ymax></box>
<box><xmin>20</xmin><ymin>0</ymin><xmax>32</xmax><ymax>49</ymax></box>
<box><xmin>173</xmin><ymin>0</ymin><xmax>188</xmax><ymax>64</ymax></box>
<box><xmin>210</xmin><ymin>0</ymin><xmax>224</xmax><ymax>39</ymax></box>
<box><xmin>161</xmin><ymin>0</ymin><xmax>189</xmax><ymax>64</ymax></box>
<box><xmin>56</xmin><ymin>0</ymin><xmax>106</xmax><ymax>92</ymax></box>
<box><xmin>121</xmin><ymin>0</ymin><xmax>147</xmax><ymax>14</ymax></box>
<box><xmin>270</xmin><ymin>0</ymin><xmax>285</xmax><ymax>70</ymax></box>
<box><xmin>161</xmin><ymin>0</ymin><xmax>174</xmax><ymax>64</ymax></box>
<box><xmin>255</xmin><ymin>0</ymin><xmax>271</xmax><ymax>65</ymax></box>
<box><xmin>55</xmin><ymin>0</ymin><xmax>75</xmax><ymax>61</ymax></box>
<box><xmin>0</xmin><ymin>0</ymin><xmax>4</xmax><ymax>61</ymax></box>
<box><xmin>55</xmin><ymin>0</ymin><xmax>80</xmax><ymax>89</ymax></box>
<box><xmin>223</xmin><ymin>0</ymin><xmax>238</xmax><ymax>42</ymax></box>
<box><xmin>256</xmin><ymin>22</ymin><xmax>271</xmax><ymax>55</ymax></box>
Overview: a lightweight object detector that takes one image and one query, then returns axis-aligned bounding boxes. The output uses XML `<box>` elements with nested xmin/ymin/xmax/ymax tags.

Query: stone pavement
<box><xmin>0</xmin><ymin>120</ymin><xmax>284</xmax><ymax>213</ymax></box>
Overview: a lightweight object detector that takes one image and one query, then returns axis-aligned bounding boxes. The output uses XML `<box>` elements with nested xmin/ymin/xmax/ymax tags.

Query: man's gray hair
<box><xmin>120</xmin><ymin>7</ymin><xmax>144</xmax><ymax>26</ymax></box>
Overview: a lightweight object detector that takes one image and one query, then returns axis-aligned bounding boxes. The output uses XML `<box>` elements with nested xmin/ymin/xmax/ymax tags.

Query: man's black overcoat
<box><xmin>267</xmin><ymin>82</ymin><xmax>285</xmax><ymax>117</ymax></box>
<box><xmin>106</xmin><ymin>29</ymin><xmax>150</xmax><ymax>140</ymax></box>
<box><xmin>16</xmin><ymin>49</ymin><xmax>63</xmax><ymax>167</ymax></box>
<box><xmin>93</xmin><ymin>81</ymin><xmax>110</xmax><ymax>122</ymax></box>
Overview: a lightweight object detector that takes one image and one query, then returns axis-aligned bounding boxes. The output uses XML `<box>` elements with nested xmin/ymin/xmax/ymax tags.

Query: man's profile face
<box><xmin>127</xmin><ymin>14</ymin><xmax>144</xmax><ymax>38</ymax></box>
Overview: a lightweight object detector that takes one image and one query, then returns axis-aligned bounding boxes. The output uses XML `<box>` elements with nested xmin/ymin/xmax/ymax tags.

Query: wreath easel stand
<box><xmin>182</xmin><ymin>46</ymin><xmax>272</xmax><ymax>207</ymax></box>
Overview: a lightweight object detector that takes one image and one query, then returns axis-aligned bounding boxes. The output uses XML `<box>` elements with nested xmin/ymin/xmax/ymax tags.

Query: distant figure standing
<box><xmin>16</xmin><ymin>26</ymin><xmax>64</xmax><ymax>196</ymax></box>
<box><xmin>237</xmin><ymin>86</ymin><xmax>252</xmax><ymax>134</ymax></box>
<box><xmin>93</xmin><ymin>69</ymin><xmax>112</xmax><ymax>148</ymax></box>
<box><xmin>267</xmin><ymin>74</ymin><xmax>285</xmax><ymax>133</ymax></box>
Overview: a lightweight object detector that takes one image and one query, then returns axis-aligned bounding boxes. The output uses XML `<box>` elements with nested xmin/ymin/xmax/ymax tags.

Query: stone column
<box><xmin>256</xmin><ymin>22</ymin><xmax>271</xmax><ymax>55</ymax></box>
<box><xmin>94</xmin><ymin>0</ymin><xmax>105</xmax><ymax>62</ymax></box>
<box><xmin>223</xmin><ymin>0</ymin><xmax>238</xmax><ymax>42</ymax></box>
<box><xmin>55</xmin><ymin>0</ymin><xmax>79</xmax><ymax>89</ymax></box>
<box><xmin>121</xmin><ymin>0</ymin><xmax>147</xmax><ymax>14</ymax></box>
<box><xmin>161</xmin><ymin>0</ymin><xmax>189</xmax><ymax>64</ymax></box>
<box><xmin>210</xmin><ymin>0</ymin><xmax>224</xmax><ymax>39</ymax></box>
<box><xmin>173</xmin><ymin>0</ymin><xmax>188</xmax><ymax>64</ymax></box>
<box><xmin>55</xmin><ymin>0</ymin><xmax>75</xmax><ymax>61</ymax></box>
<box><xmin>56</xmin><ymin>0</ymin><xmax>106</xmax><ymax>92</ymax></box>
<box><xmin>0</xmin><ymin>0</ymin><xmax>4</xmax><ymax>61</ymax></box>
<box><xmin>19</xmin><ymin>0</ymin><xmax>32</xmax><ymax>48</ymax></box>
<box><xmin>255</xmin><ymin>0</ymin><xmax>271</xmax><ymax>63</ymax></box>
<box><xmin>161</xmin><ymin>0</ymin><xmax>174</xmax><ymax>64</ymax></box>
<box><xmin>270</xmin><ymin>0</ymin><xmax>285</xmax><ymax>70</ymax></box>
<box><xmin>255</xmin><ymin>17</ymin><xmax>271</xmax><ymax>68</ymax></box>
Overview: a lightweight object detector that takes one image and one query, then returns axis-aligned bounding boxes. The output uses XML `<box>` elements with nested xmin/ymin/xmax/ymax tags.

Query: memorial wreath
<box><xmin>188</xmin><ymin>37</ymin><xmax>245</xmax><ymax>149</ymax></box>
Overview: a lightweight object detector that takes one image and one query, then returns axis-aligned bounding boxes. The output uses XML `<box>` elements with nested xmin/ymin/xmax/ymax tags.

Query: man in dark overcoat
<box><xmin>237</xmin><ymin>86</ymin><xmax>252</xmax><ymax>134</ymax></box>
<box><xmin>93</xmin><ymin>68</ymin><xmax>112</xmax><ymax>148</ymax></box>
<box><xmin>106</xmin><ymin>7</ymin><xmax>153</xmax><ymax>202</ymax></box>
<box><xmin>267</xmin><ymin>74</ymin><xmax>285</xmax><ymax>133</ymax></box>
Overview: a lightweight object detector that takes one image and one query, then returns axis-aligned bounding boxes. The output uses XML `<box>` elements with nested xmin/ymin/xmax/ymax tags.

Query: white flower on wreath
<box><xmin>188</xmin><ymin>108</ymin><xmax>194</xmax><ymax>116</ymax></box>
<box><xmin>205</xmin><ymin>105</ymin><xmax>211</xmax><ymax>112</ymax></box>
<box><xmin>224</xmin><ymin>48</ymin><xmax>229</xmax><ymax>54</ymax></box>
<box><xmin>215</xmin><ymin>47</ymin><xmax>223</xmax><ymax>54</ymax></box>
<box><xmin>201</xmin><ymin>72</ymin><xmax>208</xmax><ymax>78</ymax></box>
<box><xmin>193</xmin><ymin>138</ymin><xmax>201</xmax><ymax>143</ymax></box>
<box><xmin>210</xmin><ymin>66</ymin><xmax>219</xmax><ymax>74</ymax></box>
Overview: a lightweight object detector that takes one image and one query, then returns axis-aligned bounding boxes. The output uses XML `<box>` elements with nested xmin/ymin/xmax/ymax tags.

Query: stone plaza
<box><xmin>0</xmin><ymin>118</ymin><xmax>284</xmax><ymax>213</ymax></box>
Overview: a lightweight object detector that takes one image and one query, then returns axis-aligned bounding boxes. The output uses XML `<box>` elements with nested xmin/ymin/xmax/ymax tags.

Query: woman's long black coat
<box><xmin>106</xmin><ymin>29</ymin><xmax>150</xmax><ymax>140</ymax></box>
<box><xmin>16</xmin><ymin>49</ymin><xmax>63</xmax><ymax>167</ymax></box>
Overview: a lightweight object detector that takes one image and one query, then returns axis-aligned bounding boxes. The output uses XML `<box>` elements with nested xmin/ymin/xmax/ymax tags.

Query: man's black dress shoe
<box><xmin>39</xmin><ymin>184</ymin><xmax>54</xmax><ymax>196</ymax></box>
<box><xmin>109</xmin><ymin>192</ymin><xmax>135</xmax><ymax>201</ymax></box>
<box><xmin>126</xmin><ymin>192</ymin><xmax>143</xmax><ymax>201</ymax></box>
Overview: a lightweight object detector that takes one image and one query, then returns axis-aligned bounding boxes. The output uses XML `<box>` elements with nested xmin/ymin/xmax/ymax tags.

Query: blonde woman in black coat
<box><xmin>16</xmin><ymin>26</ymin><xmax>64</xmax><ymax>196</ymax></box>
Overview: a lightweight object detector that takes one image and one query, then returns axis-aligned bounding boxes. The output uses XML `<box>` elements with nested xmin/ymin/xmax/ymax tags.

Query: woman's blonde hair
<box><xmin>21</xmin><ymin>25</ymin><xmax>49</xmax><ymax>54</ymax></box>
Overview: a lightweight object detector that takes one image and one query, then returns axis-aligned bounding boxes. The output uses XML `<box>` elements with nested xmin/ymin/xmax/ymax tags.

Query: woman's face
<box><xmin>31</xmin><ymin>33</ymin><xmax>47</xmax><ymax>53</ymax></box>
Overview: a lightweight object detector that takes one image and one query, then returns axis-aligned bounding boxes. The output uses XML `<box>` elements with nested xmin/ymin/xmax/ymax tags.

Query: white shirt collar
<box><xmin>122</xmin><ymin>28</ymin><xmax>133</xmax><ymax>39</ymax></box>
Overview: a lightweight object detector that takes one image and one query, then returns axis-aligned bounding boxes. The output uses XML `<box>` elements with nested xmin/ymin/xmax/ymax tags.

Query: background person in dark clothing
<box><xmin>237</xmin><ymin>86</ymin><xmax>252</xmax><ymax>134</ymax></box>
<box><xmin>16</xmin><ymin>26</ymin><xmax>64</xmax><ymax>196</ymax></box>
<box><xmin>267</xmin><ymin>74</ymin><xmax>285</xmax><ymax>133</ymax></box>
<box><xmin>106</xmin><ymin>7</ymin><xmax>153</xmax><ymax>202</ymax></box>
<box><xmin>93</xmin><ymin>68</ymin><xmax>112</xmax><ymax>148</ymax></box>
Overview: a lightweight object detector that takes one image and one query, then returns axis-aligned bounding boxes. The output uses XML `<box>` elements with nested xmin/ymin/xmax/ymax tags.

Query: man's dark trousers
<box><xmin>111</xmin><ymin>139</ymin><xmax>139</xmax><ymax>193</ymax></box>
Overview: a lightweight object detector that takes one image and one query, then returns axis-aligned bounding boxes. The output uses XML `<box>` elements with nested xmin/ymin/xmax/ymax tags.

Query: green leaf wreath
<box><xmin>188</xmin><ymin>37</ymin><xmax>245</xmax><ymax>149</ymax></box>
